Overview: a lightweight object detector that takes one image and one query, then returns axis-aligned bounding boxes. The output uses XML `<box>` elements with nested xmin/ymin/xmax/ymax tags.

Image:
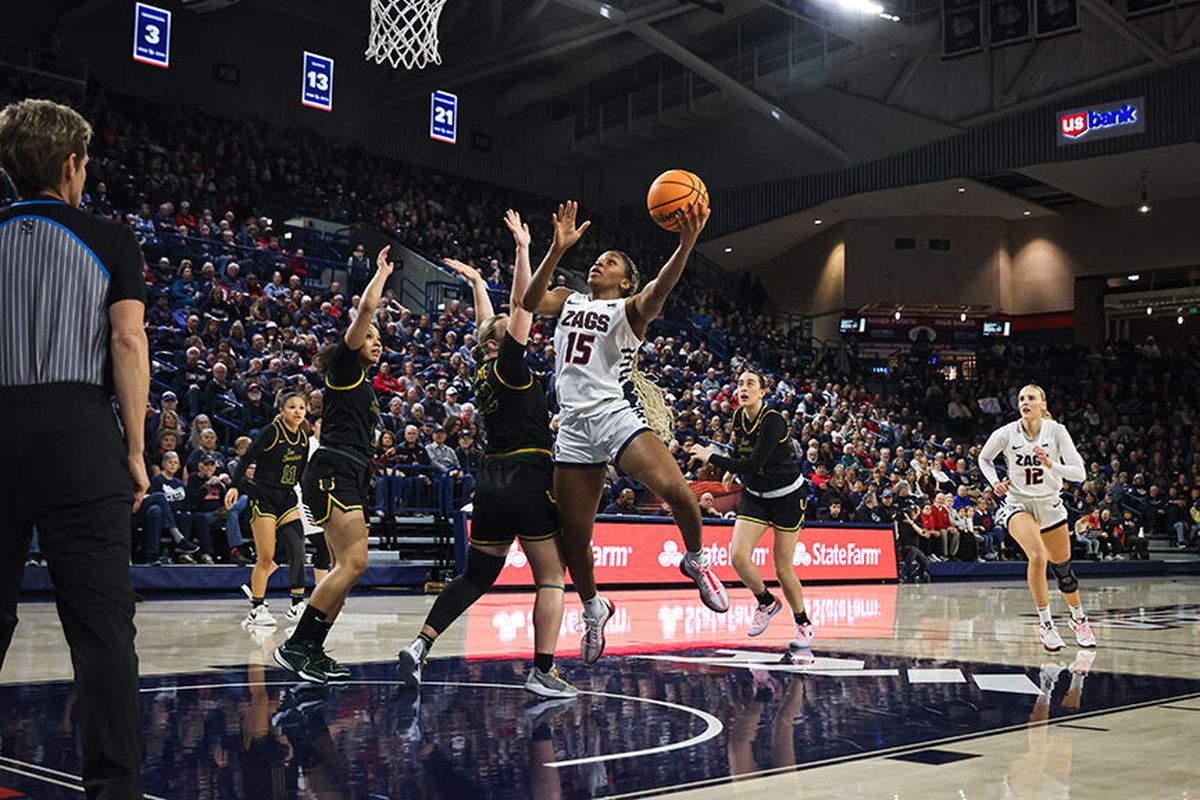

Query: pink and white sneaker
<box><xmin>1068</xmin><ymin>616</ymin><xmax>1097</xmax><ymax>648</ymax></box>
<box><xmin>789</xmin><ymin>621</ymin><xmax>815</xmax><ymax>649</ymax></box>
<box><xmin>580</xmin><ymin>597</ymin><xmax>615</xmax><ymax>665</ymax></box>
<box><xmin>748</xmin><ymin>599</ymin><xmax>782</xmax><ymax>637</ymax></box>
<box><xmin>1039</xmin><ymin>621</ymin><xmax>1066</xmax><ymax>652</ymax></box>
<box><xmin>680</xmin><ymin>552</ymin><xmax>730</xmax><ymax>613</ymax></box>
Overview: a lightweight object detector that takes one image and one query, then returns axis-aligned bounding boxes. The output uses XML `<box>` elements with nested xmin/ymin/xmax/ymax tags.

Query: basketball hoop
<box><xmin>365</xmin><ymin>0</ymin><xmax>447</xmax><ymax>71</ymax></box>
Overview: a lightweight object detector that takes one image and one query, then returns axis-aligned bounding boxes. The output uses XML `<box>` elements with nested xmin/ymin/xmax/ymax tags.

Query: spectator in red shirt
<box><xmin>373</xmin><ymin>361</ymin><xmax>403</xmax><ymax>397</ymax></box>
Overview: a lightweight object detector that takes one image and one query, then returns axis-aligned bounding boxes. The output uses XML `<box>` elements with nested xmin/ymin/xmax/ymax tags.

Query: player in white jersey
<box><xmin>522</xmin><ymin>200</ymin><xmax>729</xmax><ymax>664</ymax></box>
<box><xmin>978</xmin><ymin>384</ymin><xmax>1096</xmax><ymax>651</ymax></box>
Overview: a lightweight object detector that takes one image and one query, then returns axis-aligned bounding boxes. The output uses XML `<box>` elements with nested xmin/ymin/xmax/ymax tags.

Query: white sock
<box><xmin>1069</xmin><ymin>603</ymin><xmax>1086</xmax><ymax>622</ymax></box>
<box><xmin>583</xmin><ymin>596</ymin><xmax>606</xmax><ymax>617</ymax></box>
<box><xmin>1036</xmin><ymin>605</ymin><xmax>1053</xmax><ymax>626</ymax></box>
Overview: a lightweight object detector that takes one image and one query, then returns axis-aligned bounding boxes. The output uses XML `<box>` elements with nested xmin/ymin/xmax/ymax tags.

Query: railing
<box><xmin>0</xmin><ymin>38</ymin><xmax>88</xmax><ymax>85</ymax></box>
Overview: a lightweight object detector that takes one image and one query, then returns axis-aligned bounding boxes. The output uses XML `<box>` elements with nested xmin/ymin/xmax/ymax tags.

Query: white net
<box><xmin>365</xmin><ymin>0</ymin><xmax>448</xmax><ymax>71</ymax></box>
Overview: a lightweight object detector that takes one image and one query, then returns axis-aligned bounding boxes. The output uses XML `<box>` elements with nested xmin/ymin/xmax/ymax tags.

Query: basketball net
<box><xmin>365</xmin><ymin>0</ymin><xmax>447</xmax><ymax>71</ymax></box>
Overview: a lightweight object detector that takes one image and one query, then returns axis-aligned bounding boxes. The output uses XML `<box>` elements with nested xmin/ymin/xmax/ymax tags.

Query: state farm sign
<box><xmin>483</xmin><ymin>520</ymin><xmax>899</xmax><ymax>587</ymax></box>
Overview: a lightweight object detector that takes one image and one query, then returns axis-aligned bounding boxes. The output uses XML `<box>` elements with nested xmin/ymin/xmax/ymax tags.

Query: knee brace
<box><xmin>464</xmin><ymin>548</ymin><xmax>506</xmax><ymax>589</ymax></box>
<box><xmin>1050</xmin><ymin>559</ymin><xmax>1078</xmax><ymax>594</ymax></box>
<box><xmin>277</xmin><ymin>520</ymin><xmax>307</xmax><ymax>589</ymax></box>
<box><xmin>425</xmin><ymin>549</ymin><xmax>506</xmax><ymax>635</ymax></box>
<box><xmin>311</xmin><ymin>533</ymin><xmax>331</xmax><ymax>571</ymax></box>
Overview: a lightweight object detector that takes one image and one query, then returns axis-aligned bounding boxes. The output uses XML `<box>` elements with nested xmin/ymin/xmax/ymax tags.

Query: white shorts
<box><xmin>555</xmin><ymin>403</ymin><xmax>652</xmax><ymax>467</ymax></box>
<box><xmin>995</xmin><ymin>494</ymin><xmax>1068</xmax><ymax>533</ymax></box>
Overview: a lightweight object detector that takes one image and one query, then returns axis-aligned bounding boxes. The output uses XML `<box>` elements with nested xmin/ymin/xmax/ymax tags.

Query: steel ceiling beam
<box><xmin>380</xmin><ymin>0</ymin><xmax>690</xmax><ymax>106</ymax></box>
<box><xmin>1078</xmin><ymin>0</ymin><xmax>1172</xmax><ymax>67</ymax></box>
<box><xmin>1001</xmin><ymin>40</ymin><xmax>1056</xmax><ymax>106</ymax></box>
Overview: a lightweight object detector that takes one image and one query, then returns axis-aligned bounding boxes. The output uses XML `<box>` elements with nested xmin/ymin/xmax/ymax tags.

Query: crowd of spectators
<box><xmin>6</xmin><ymin>76</ymin><xmax>1198</xmax><ymax>574</ymax></box>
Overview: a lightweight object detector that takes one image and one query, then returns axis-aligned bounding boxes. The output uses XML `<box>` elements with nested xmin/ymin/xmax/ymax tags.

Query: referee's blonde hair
<box><xmin>1020</xmin><ymin>384</ymin><xmax>1053</xmax><ymax>420</ymax></box>
<box><xmin>0</xmin><ymin>99</ymin><xmax>92</xmax><ymax>199</ymax></box>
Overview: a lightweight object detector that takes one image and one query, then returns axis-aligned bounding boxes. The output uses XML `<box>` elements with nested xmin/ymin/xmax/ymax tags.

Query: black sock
<box><xmin>291</xmin><ymin>593</ymin><xmax>305</xmax><ymax>606</ymax></box>
<box><xmin>251</xmin><ymin>597</ymin><xmax>265</xmax><ymax>608</ymax></box>
<box><xmin>534</xmin><ymin>652</ymin><xmax>553</xmax><ymax>672</ymax></box>
<box><xmin>315</xmin><ymin>618</ymin><xmax>333</xmax><ymax>648</ymax></box>
<box><xmin>417</xmin><ymin>632</ymin><xmax>435</xmax><ymax>654</ymax></box>
<box><xmin>795</xmin><ymin>609</ymin><xmax>811</xmax><ymax>626</ymax></box>
<box><xmin>755</xmin><ymin>589</ymin><xmax>775</xmax><ymax>607</ymax></box>
<box><xmin>291</xmin><ymin>604</ymin><xmax>329</xmax><ymax>644</ymax></box>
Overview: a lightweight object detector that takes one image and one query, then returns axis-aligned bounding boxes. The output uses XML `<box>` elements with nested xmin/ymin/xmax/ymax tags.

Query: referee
<box><xmin>0</xmin><ymin>100</ymin><xmax>147</xmax><ymax>798</ymax></box>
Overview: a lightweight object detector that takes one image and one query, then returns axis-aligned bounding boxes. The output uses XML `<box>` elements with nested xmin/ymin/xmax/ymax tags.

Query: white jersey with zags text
<box><xmin>978</xmin><ymin>418</ymin><xmax>1085</xmax><ymax>500</ymax></box>
<box><xmin>553</xmin><ymin>292</ymin><xmax>643</xmax><ymax>418</ymax></box>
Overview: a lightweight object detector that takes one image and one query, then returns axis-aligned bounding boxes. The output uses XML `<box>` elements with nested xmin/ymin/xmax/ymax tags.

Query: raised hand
<box><xmin>375</xmin><ymin>245</ymin><xmax>396</xmax><ymax>277</ymax></box>
<box><xmin>504</xmin><ymin>209</ymin><xmax>531</xmax><ymax>249</ymax></box>
<box><xmin>686</xmin><ymin>443</ymin><xmax>714</xmax><ymax>465</ymax></box>
<box><xmin>675</xmin><ymin>202</ymin><xmax>711</xmax><ymax>247</ymax></box>
<box><xmin>551</xmin><ymin>200</ymin><xmax>591</xmax><ymax>251</ymax></box>
<box><xmin>444</xmin><ymin>257</ymin><xmax>483</xmax><ymax>283</ymax></box>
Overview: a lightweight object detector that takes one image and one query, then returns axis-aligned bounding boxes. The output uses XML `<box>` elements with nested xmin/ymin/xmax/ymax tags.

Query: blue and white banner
<box><xmin>133</xmin><ymin>3</ymin><xmax>171</xmax><ymax>68</ymax></box>
<box><xmin>302</xmin><ymin>51</ymin><xmax>334</xmax><ymax>112</ymax></box>
<box><xmin>430</xmin><ymin>90</ymin><xmax>458</xmax><ymax>144</ymax></box>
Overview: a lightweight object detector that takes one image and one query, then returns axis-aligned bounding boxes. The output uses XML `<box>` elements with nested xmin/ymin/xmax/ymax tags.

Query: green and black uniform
<box><xmin>301</xmin><ymin>341</ymin><xmax>380</xmax><ymax>524</ymax></box>
<box><xmin>469</xmin><ymin>332</ymin><xmax>558</xmax><ymax>545</ymax></box>
<box><xmin>234</xmin><ymin>418</ymin><xmax>309</xmax><ymax>520</ymax></box>
<box><xmin>710</xmin><ymin>405</ymin><xmax>807</xmax><ymax>532</ymax></box>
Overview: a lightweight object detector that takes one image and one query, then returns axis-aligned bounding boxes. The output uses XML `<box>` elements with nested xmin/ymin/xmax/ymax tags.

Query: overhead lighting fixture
<box><xmin>960</xmin><ymin>311</ymin><xmax>967</xmax><ymax>322</ymax></box>
<box><xmin>1146</xmin><ymin>307</ymin><xmax>1153</xmax><ymax>316</ymax></box>
<box><xmin>598</xmin><ymin>3</ymin><xmax>612</xmax><ymax>18</ymax></box>
<box><xmin>1022</xmin><ymin>209</ymin><xmax>1032</xmax><ymax>217</ymax></box>
<box><xmin>1178</xmin><ymin>315</ymin><xmax>1185</xmax><ymax>325</ymax></box>
<box><xmin>1128</xmin><ymin>274</ymin><xmax>1140</xmax><ymax>281</ymax></box>
<box><xmin>1137</xmin><ymin>170</ymin><xmax>1151</xmax><ymax>214</ymax></box>
<box><xmin>769</xmin><ymin>108</ymin><xmax>781</xmax><ymax>121</ymax></box>
<box><xmin>956</xmin><ymin>187</ymin><xmax>966</xmax><ymax>193</ymax></box>
<box><xmin>878</xmin><ymin>11</ymin><xmax>900</xmax><ymax>20</ymax></box>
<box><xmin>838</xmin><ymin>0</ymin><xmax>885</xmax><ymax>13</ymax></box>
<box><xmin>724</xmin><ymin>246</ymin><xmax>733</xmax><ymax>253</ymax></box>
<box><xmin>894</xmin><ymin>310</ymin><xmax>901</xmax><ymax>321</ymax></box>
<box><xmin>814</xmin><ymin>218</ymin><xmax>823</xmax><ymax>225</ymax></box>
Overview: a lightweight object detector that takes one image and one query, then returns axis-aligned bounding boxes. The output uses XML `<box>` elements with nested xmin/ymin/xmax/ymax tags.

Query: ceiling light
<box><xmin>894</xmin><ymin>310</ymin><xmax>901</xmax><ymax>320</ymax></box>
<box><xmin>956</xmin><ymin>187</ymin><xmax>966</xmax><ymax>193</ymax></box>
<box><xmin>878</xmin><ymin>11</ymin><xmax>900</xmax><ymax>20</ymax></box>
<box><xmin>1128</xmin><ymin>274</ymin><xmax>1140</xmax><ymax>281</ymax></box>
<box><xmin>1178</xmin><ymin>315</ymin><xmax>1185</xmax><ymax>325</ymax></box>
<box><xmin>1138</xmin><ymin>170</ymin><xmax>1151</xmax><ymax>214</ymax></box>
<box><xmin>1146</xmin><ymin>307</ymin><xmax>1153</xmax><ymax>316</ymax></box>
<box><xmin>1022</xmin><ymin>210</ymin><xmax>1031</xmax><ymax>216</ymax></box>
<box><xmin>1138</xmin><ymin>203</ymin><xmax>1151</xmax><ymax>214</ymax></box>
<box><xmin>598</xmin><ymin>4</ymin><xmax>612</xmax><ymax>18</ymax></box>
<box><xmin>770</xmin><ymin>108</ymin><xmax>781</xmax><ymax>121</ymax></box>
<box><xmin>724</xmin><ymin>246</ymin><xmax>732</xmax><ymax>253</ymax></box>
<box><xmin>839</xmin><ymin>0</ymin><xmax>885</xmax><ymax>13</ymax></box>
<box><xmin>960</xmin><ymin>312</ymin><xmax>967</xmax><ymax>322</ymax></box>
<box><xmin>814</xmin><ymin>218</ymin><xmax>823</xmax><ymax>225</ymax></box>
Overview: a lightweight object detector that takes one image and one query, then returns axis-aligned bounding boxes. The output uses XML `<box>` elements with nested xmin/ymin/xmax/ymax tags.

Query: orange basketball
<box><xmin>647</xmin><ymin>169</ymin><xmax>709</xmax><ymax>231</ymax></box>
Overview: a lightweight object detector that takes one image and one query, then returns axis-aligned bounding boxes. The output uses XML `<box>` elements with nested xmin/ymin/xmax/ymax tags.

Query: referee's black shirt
<box><xmin>0</xmin><ymin>198</ymin><xmax>146</xmax><ymax>391</ymax></box>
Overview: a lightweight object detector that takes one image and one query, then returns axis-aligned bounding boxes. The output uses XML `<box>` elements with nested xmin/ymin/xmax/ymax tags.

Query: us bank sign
<box><xmin>1057</xmin><ymin>96</ymin><xmax>1145</xmax><ymax>146</ymax></box>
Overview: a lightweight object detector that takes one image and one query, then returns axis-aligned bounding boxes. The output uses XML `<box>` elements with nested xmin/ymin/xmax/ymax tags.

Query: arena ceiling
<box><xmin>172</xmin><ymin>0</ymin><xmax>1200</xmax><ymax>166</ymax></box>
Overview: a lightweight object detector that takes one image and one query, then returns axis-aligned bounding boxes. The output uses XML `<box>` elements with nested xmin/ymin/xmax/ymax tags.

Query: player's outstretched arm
<box><xmin>346</xmin><ymin>246</ymin><xmax>395</xmax><ymax>351</ymax></box>
<box><xmin>503</xmin><ymin>209</ymin><xmax>536</xmax><ymax>345</ymax></box>
<box><xmin>629</xmin><ymin>203</ymin><xmax>710</xmax><ymax>335</ymax></box>
<box><xmin>521</xmin><ymin>200</ymin><xmax>588</xmax><ymax>317</ymax></box>
<box><xmin>444</xmin><ymin>258</ymin><xmax>494</xmax><ymax>327</ymax></box>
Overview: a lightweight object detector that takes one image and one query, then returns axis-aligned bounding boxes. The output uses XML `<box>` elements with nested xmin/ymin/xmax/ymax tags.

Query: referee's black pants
<box><xmin>0</xmin><ymin>384</ymin><xmax>142</xmax><ymax>800</ymax></box>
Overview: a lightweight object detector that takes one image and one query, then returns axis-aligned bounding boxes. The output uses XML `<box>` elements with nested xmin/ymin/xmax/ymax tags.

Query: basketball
<box><xmin>647</xmin><ymin>169</ymin><xmax>709</xmax><ymax>231</ymax></box>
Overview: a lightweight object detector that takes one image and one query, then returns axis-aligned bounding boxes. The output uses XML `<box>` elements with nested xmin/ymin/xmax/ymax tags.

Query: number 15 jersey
<box><xmin>978</xmin><ymin>418</ymin><xmax>1085</xmax><ymax>500</ymax></box>
<box><xmin>553</xmin><ymin>292</ymin><xmax>643</xmax><ymax>418</ymax></box>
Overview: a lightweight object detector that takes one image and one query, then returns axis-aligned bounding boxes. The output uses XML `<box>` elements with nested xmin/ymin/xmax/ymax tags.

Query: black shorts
<box><xmin>249</xmin><ymin>485</ymin><xmax>300</xmax><ymax>521</ymax></box>
<box><xmin>470</xmin><ymin>454</ymin><xmax>558</xmax><ymax>546</ymax></box>
<box><xmin>301</xmin><ymin>449</ymin><xmax>372</xmax><ymax>526</ymax></box>
<box><xmin>737</xmin><ymin>487</ymin><xmax>807</xmax><ymax>533</ymax></box>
